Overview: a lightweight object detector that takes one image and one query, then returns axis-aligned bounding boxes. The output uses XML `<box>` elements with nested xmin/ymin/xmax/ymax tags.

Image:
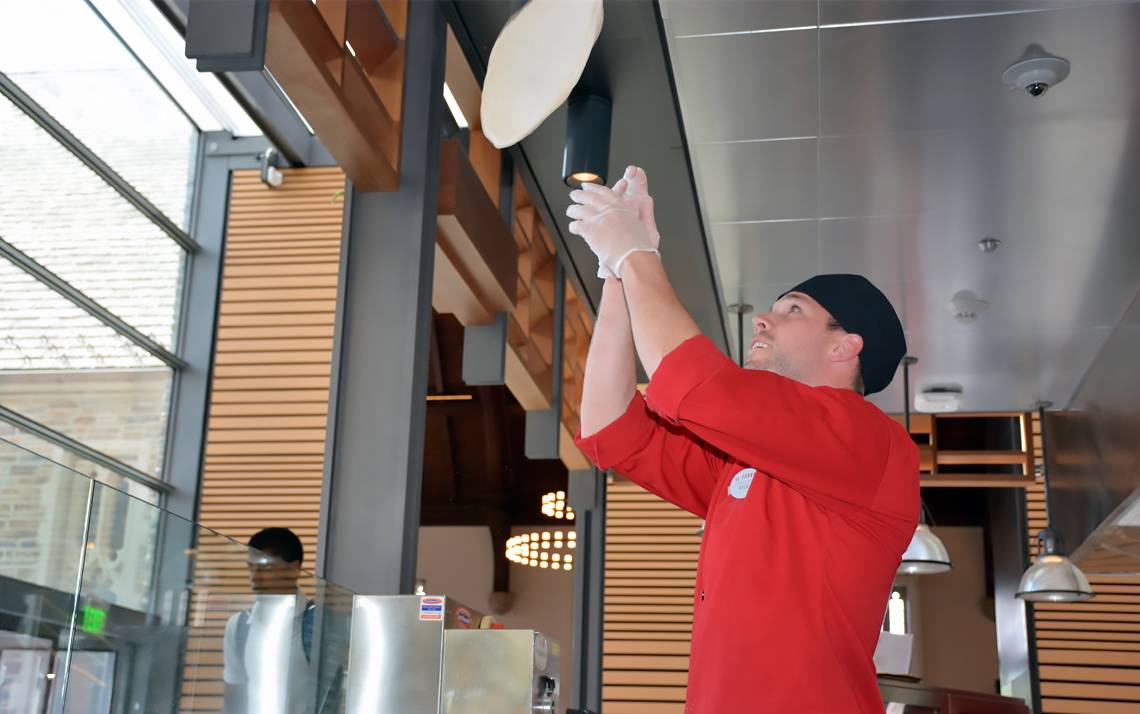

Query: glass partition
<box><xmin>0</xmin><ymin>437</ymin><xmax>355</xmax><ymax>714</ymax></box>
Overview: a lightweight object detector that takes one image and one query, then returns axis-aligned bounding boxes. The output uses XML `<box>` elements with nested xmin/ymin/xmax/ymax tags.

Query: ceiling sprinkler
<box><xmin>948</xmin><ymin>290</ymin><xmax>989</xmax><ymax>324</ymax></box>
<box><xmin>1002</xmin><ymin>44</ymin><xmax>1070</xmax><ymax>98</ymax></box>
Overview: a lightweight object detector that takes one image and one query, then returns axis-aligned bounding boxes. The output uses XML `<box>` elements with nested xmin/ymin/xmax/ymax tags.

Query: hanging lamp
<box><xmin>898</xmin><ymin>356</ymin><xmax>953</xmax><ymax>575</ymax></box>
<box><xmin>1016</xmin><ymin>402</ymin><xmax>1094</xmax><ymax>602</ymax></box>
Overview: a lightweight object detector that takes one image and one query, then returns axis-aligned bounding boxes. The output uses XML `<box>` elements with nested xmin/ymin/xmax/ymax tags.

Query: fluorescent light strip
<box><xmin>674</xmin><ymin>6</ymin><xmax>1079</xmax><ymax>40</ymax></box>
<box><xmin>443</xmin><ymin>83</ymin><xmax>469</xmax><ymax>129</ymax></box>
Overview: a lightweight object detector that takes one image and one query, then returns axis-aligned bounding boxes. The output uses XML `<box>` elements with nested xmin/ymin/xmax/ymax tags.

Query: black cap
<box><xmin>779</xmin><ymin>274</ymin><xmax>906</xmax><ymax>396</ymax></box>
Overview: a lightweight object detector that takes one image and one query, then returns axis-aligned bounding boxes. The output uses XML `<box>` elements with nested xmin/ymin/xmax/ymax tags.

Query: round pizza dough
<box><xmin>480</xmin><ymin>0</ymin><xmax>604</xmax><ymax>149</ymax></box>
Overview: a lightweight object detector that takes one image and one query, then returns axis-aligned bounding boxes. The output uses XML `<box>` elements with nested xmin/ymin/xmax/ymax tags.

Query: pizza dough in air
<box><xmin>480</xmin><ymin>0</ymin><xmax>604</xmax><ymax>149</ymax></box>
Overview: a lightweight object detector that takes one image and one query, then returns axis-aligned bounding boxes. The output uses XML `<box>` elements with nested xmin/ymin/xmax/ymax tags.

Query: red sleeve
<box><xmin>644</xmin><ymin>336</ymin><xmax>892</xmax><ymax>513</ymax></box>
<box><xmin>574</xmin><ymin>393</ymin><xmax>728</xmax><ymax>518</ymax></box>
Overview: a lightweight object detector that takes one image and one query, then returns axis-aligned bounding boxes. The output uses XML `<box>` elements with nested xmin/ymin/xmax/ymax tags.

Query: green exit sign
<box><xmin>80</xmin><ymin>605</ymin><xmax>107</xmax><ymax>634</ymax></box>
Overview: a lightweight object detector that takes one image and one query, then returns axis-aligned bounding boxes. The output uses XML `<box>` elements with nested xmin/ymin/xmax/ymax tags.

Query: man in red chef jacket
<box><xmin>566</xmin><ymin>167</ymin><xmax>919</xmax><ymax>713</ymax></box>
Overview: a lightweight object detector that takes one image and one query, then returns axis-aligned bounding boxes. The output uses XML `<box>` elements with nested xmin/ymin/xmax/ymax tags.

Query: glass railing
<box><xmin>0</xmin><ymin>436</ymin><xmax>355</xmax><ymax>714</ymax></box>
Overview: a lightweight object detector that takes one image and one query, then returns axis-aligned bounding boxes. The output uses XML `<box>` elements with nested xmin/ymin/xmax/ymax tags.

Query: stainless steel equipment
<box><xmin>344</xmin><ymin>595</ymin><xmax>559</xmax><ymax>714</ymax></box>
<box><xmin>345</xmin><ymin>595</ymin><xmax>482</xmax><ymax>713</ymax></box>
<box><xmin>442</xmin><ymin>629</ymin><xmax>560</xmax><ymax>714</ymax></box>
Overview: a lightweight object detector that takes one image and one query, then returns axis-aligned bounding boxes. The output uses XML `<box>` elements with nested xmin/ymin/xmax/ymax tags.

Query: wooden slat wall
<box><xmin>181</xmin><ymin>167</ymin><xmax>345</xmax><ymax>713</ymax></box>
<box><xmin>1028</xmin><ymin>412</ymin><xmax>1140</xmax><ymax>714</ymax></box>
<box><xmin>603</xmin><ymin>479</ymin><xmax>702</xmax><ymax>714</ymax></box>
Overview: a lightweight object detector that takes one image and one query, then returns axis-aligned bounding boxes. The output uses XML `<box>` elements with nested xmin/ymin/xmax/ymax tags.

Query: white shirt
<box><xmin>222</xmin><ymin>591</ymin><xmax>315</xmax><ymax>714</ymax></box>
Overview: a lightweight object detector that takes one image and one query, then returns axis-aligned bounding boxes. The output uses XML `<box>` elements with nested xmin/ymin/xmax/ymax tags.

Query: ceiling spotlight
<box><xmin>562</xmin><ymin>95</ymin><xmax>611</xmax><ymax>187</ymax></box>
<box><xmin>977</xmin><ymin>237</ymin><xmax>1001</xmax><ymax>253</ymax></box>
<box><xmin>1002</xmin><ymin>44</ymin><xmax>1070</xmax><ymax>98</ymax></box>
<box><xmin>948</xmin><ymin>290</ymin><xmax>989</xmax><ymax>324</ymax></box>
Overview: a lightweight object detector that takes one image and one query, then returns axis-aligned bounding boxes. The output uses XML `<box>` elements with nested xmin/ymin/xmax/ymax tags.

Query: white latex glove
<box><xmin>591</xmin><ymin>166</ymin><xmax>660</xmax><ymax>279</ymax></box>
<box><xmin>568</xmin><ymin>172</ymin><xmax>659</xmax><ymax>279</ymax></box>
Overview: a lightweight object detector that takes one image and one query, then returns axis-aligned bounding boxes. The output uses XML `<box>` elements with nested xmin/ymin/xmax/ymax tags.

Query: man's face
<box><xmin>247</xmin><ymin>551</ymin><xmax>301</xmax><ymax>594</ymax></box>
<box><xmin>746</xmin><ymin>292</ymin><xmax>842</xmax><ymax>383</ymax></box>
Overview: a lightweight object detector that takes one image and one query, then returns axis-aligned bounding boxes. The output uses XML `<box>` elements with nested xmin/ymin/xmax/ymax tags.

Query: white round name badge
<box><xmin>728</xmin><ymin>468</ymin><xmax>756</xmax><ymax>499</ymax></box>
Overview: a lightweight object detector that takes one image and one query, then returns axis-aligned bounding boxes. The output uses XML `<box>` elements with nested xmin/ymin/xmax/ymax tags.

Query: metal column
<box><xmin>568</xmin><ymin>468</ymin><xmax>605</xmax><ymax>713</ymax></box>
<box><xmin>316</xmin><ymin>0</ymin><xmax>448</xmax><ymax>594</ymax></box>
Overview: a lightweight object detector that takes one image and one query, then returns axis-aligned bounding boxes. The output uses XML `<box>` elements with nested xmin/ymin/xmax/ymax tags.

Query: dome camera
<box><xmin>1002</xmin><ymin>44</ymin><xmax>1070</xmax><ymax>98</ymax></box>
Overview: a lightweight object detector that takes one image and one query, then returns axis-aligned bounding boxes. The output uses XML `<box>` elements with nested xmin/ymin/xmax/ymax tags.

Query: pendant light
<box><xmin>898</xmin><ymin>356</ymin><xmax>953</xmax><ymax>575</ymax></box>
<box><xmin>561</xmin><ymin>95</ymin><xmax>611</xmax><ymax>187</ymax></box>
<box><xmin>1016</xmin><ymin>402</ymin><xmax>1094</xmax><ymax>602</ymax></box>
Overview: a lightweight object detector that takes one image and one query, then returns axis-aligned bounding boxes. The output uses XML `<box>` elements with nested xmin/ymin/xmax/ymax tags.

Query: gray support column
<box><xmin>568</xmin><ymin>468</ymin><xmax>605</xmax><ymax>712</ymax></box>
<box><xmin>163</xmin><ymin>131</ymin><xmax>255</xmax><ymax>520</ymax></box>
<box><xmin>988</xmin><ymin>488</ymin><xmax>1042</xmax><ymax>712</ymax></box>
<box><xmin>316</xmin><ymin>0</ymin><xmax>447</xmax><ymax>594</ymax></box>
<box><xmin>525</xmin><ymin>261</ymin><xmax>567</xmax><ymax>459</ymax></box>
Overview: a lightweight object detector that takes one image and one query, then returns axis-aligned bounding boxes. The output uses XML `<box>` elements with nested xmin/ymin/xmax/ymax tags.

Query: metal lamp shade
<box><xmin>898</xmin><ymin>523</ymin><xmax>953</xmax><ymax>575</ymax></box>
<box><xmin>1016</xmin><ymin>531</ymin><xmax>1094</xmax><ymax>602</ymax></box>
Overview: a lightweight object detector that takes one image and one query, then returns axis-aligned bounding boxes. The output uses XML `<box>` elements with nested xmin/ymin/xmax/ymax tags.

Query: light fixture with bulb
<box><xmin>506</xmin><ymin>530</ymin><xmax>576</xmax><ymax>572</ymax></box>
<box><xmin>897</xmin><ymin>356</ymin><xmax>953</xmax><ymax>575</ymax></box>
<box><xmin>562</xmin><ymin>95</ymin><xmax>611</xmax><ymax>187</ymax></box>
<box><xmin>1016</xmin><ymin>402</ymin><xmax>1094</xmax><ymax>602</ymax></box>
<box><xmin>541</xmin><ymin>491</ymin><xmax>574</xmax><ymax>520</ymax></box>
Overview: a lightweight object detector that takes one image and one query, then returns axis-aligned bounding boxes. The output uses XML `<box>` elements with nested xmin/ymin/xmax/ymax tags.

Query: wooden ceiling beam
<box><xmin>265</xmin><ymin>0</ymin><xmax>401</xmax><ymax>191</ymax></box>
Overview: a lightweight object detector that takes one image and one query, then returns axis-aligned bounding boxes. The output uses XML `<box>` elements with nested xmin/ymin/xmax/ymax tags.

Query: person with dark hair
<box><xmin>222</xmin><ymin>527</ymin><xmax>317</xmax><ymax>714</ymax></box>
<box><xmin>569</xmin><ymin>168</ymin><xmax>919</xmax><ymax>713</ymax></box>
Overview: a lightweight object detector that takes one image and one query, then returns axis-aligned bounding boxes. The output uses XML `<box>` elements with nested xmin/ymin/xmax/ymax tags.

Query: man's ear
<box><xmin>832</xmin><ymin>333</ymin><xmax>864</xmax><ymax>364</ymax></box>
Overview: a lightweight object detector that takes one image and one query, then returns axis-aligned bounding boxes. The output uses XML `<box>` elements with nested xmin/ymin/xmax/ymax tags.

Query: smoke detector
<box><xmin>948</xmin><ymin>290</ymin><xmax>989</xmax><ymax>324</ymax></box>
<box><xmin>1002</xmin><ymin>44</ymin><xmax>1070</xmax><ymax>98</ymax></box>
<box><xmin>916</xmin><ymin>385</ymin><xmax>963</xmax><ymax>413</ymax></box>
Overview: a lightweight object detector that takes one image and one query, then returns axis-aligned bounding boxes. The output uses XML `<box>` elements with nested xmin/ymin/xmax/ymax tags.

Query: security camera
<box><xmin>1002</xmin><ymin>44</ymin><xmax>1070</xmax><ymax>98</ymax></box>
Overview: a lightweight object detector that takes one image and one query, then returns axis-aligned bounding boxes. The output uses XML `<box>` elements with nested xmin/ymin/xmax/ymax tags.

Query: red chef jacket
<box><xmin>575</xmin><ymin>336</ymin><xmax>919</xmax><ymax>713</ymax></box>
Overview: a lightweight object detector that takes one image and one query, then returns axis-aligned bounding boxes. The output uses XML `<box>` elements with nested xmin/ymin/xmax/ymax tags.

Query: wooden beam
<box><xmin>435</xmin><ymin>139</ymin><xmax>516</xmax><ymax>318</ymax></box>
<box><xmin>265</xmin><ymin>0</ymin><xmax>399</xmax><ymax>191</ymax></box>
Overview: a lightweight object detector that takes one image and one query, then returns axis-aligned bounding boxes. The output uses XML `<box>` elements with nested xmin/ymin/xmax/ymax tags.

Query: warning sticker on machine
<box><xmin>419</xmin><ymin>596</ymin><xmax>444</xmax><ymax>621</ymax></box>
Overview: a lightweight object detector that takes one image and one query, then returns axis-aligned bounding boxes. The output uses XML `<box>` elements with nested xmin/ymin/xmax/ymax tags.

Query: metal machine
<box><xmin>344</xmin><ymin>595</ymin><xmax>559</xmax><ymax>714</ymax></box>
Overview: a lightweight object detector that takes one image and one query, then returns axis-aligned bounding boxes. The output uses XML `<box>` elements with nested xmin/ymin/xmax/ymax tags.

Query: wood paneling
<box><xmin>604</xmin><ymin>479</ymin><xmax>700</xmax><ymax>713</ymax></box>
<box><xmin>182</xmin><ymin>167</ymin><xmax>344</xmax><ymax>713</ymax></box>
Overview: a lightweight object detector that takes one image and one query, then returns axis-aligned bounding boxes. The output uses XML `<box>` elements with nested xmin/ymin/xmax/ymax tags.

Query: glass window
<box><xmin>0</xmin><ymin>260</ymin><xmax>172</xmax><ymax>476</ymax></box>
<box><xmin>0</xmin><ymin>437</ymin><xmax>91</xmax><ymax>599</ymax></box>
<box><xmin>0</xmin><ymin>0</ymin><xmax>198</xmax><ymax>228</ymax></box>
<box><xmin>0</xmin><ymin>95</ymin><xmax>186</xmax><ymax>350</ymax></box>
<box><xmin>0</xmin><ymin>426</ymin><xmax>159</xmax><ymax>506</ymax></box>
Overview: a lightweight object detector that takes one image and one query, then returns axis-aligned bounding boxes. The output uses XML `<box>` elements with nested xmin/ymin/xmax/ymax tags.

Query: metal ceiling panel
<box><xmin>665</xmin><ymin>0</ymin><xmax>1140</xmax><ymax>412</ymax></box>
<box><xmin>662</xmin><ymin>0</ymin><xmax>818</xmax><ymax>37</ymax></box>
<box><xmin>819</xmin><ymin>0</ymin><xmax>1102</xmax><ymax>26</ymax></box>
<box><xmin>695</xmin><ymin>139</ymin><xmax>818</xmax><ymax>221</ymax></box>
<box><xmin>819</xmin><ymin>2</ymin><xmax>1140</xmax><ymax>136</ymax></box>
<box><xmin>711</xmin><ymin>221</ymin><xmax>818</xmax><ymax>287</ymax></box>
<box><xmin>670</xmin><ymin>31</ymin><xmax>818</xmax><ymax>142</ymax></box>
